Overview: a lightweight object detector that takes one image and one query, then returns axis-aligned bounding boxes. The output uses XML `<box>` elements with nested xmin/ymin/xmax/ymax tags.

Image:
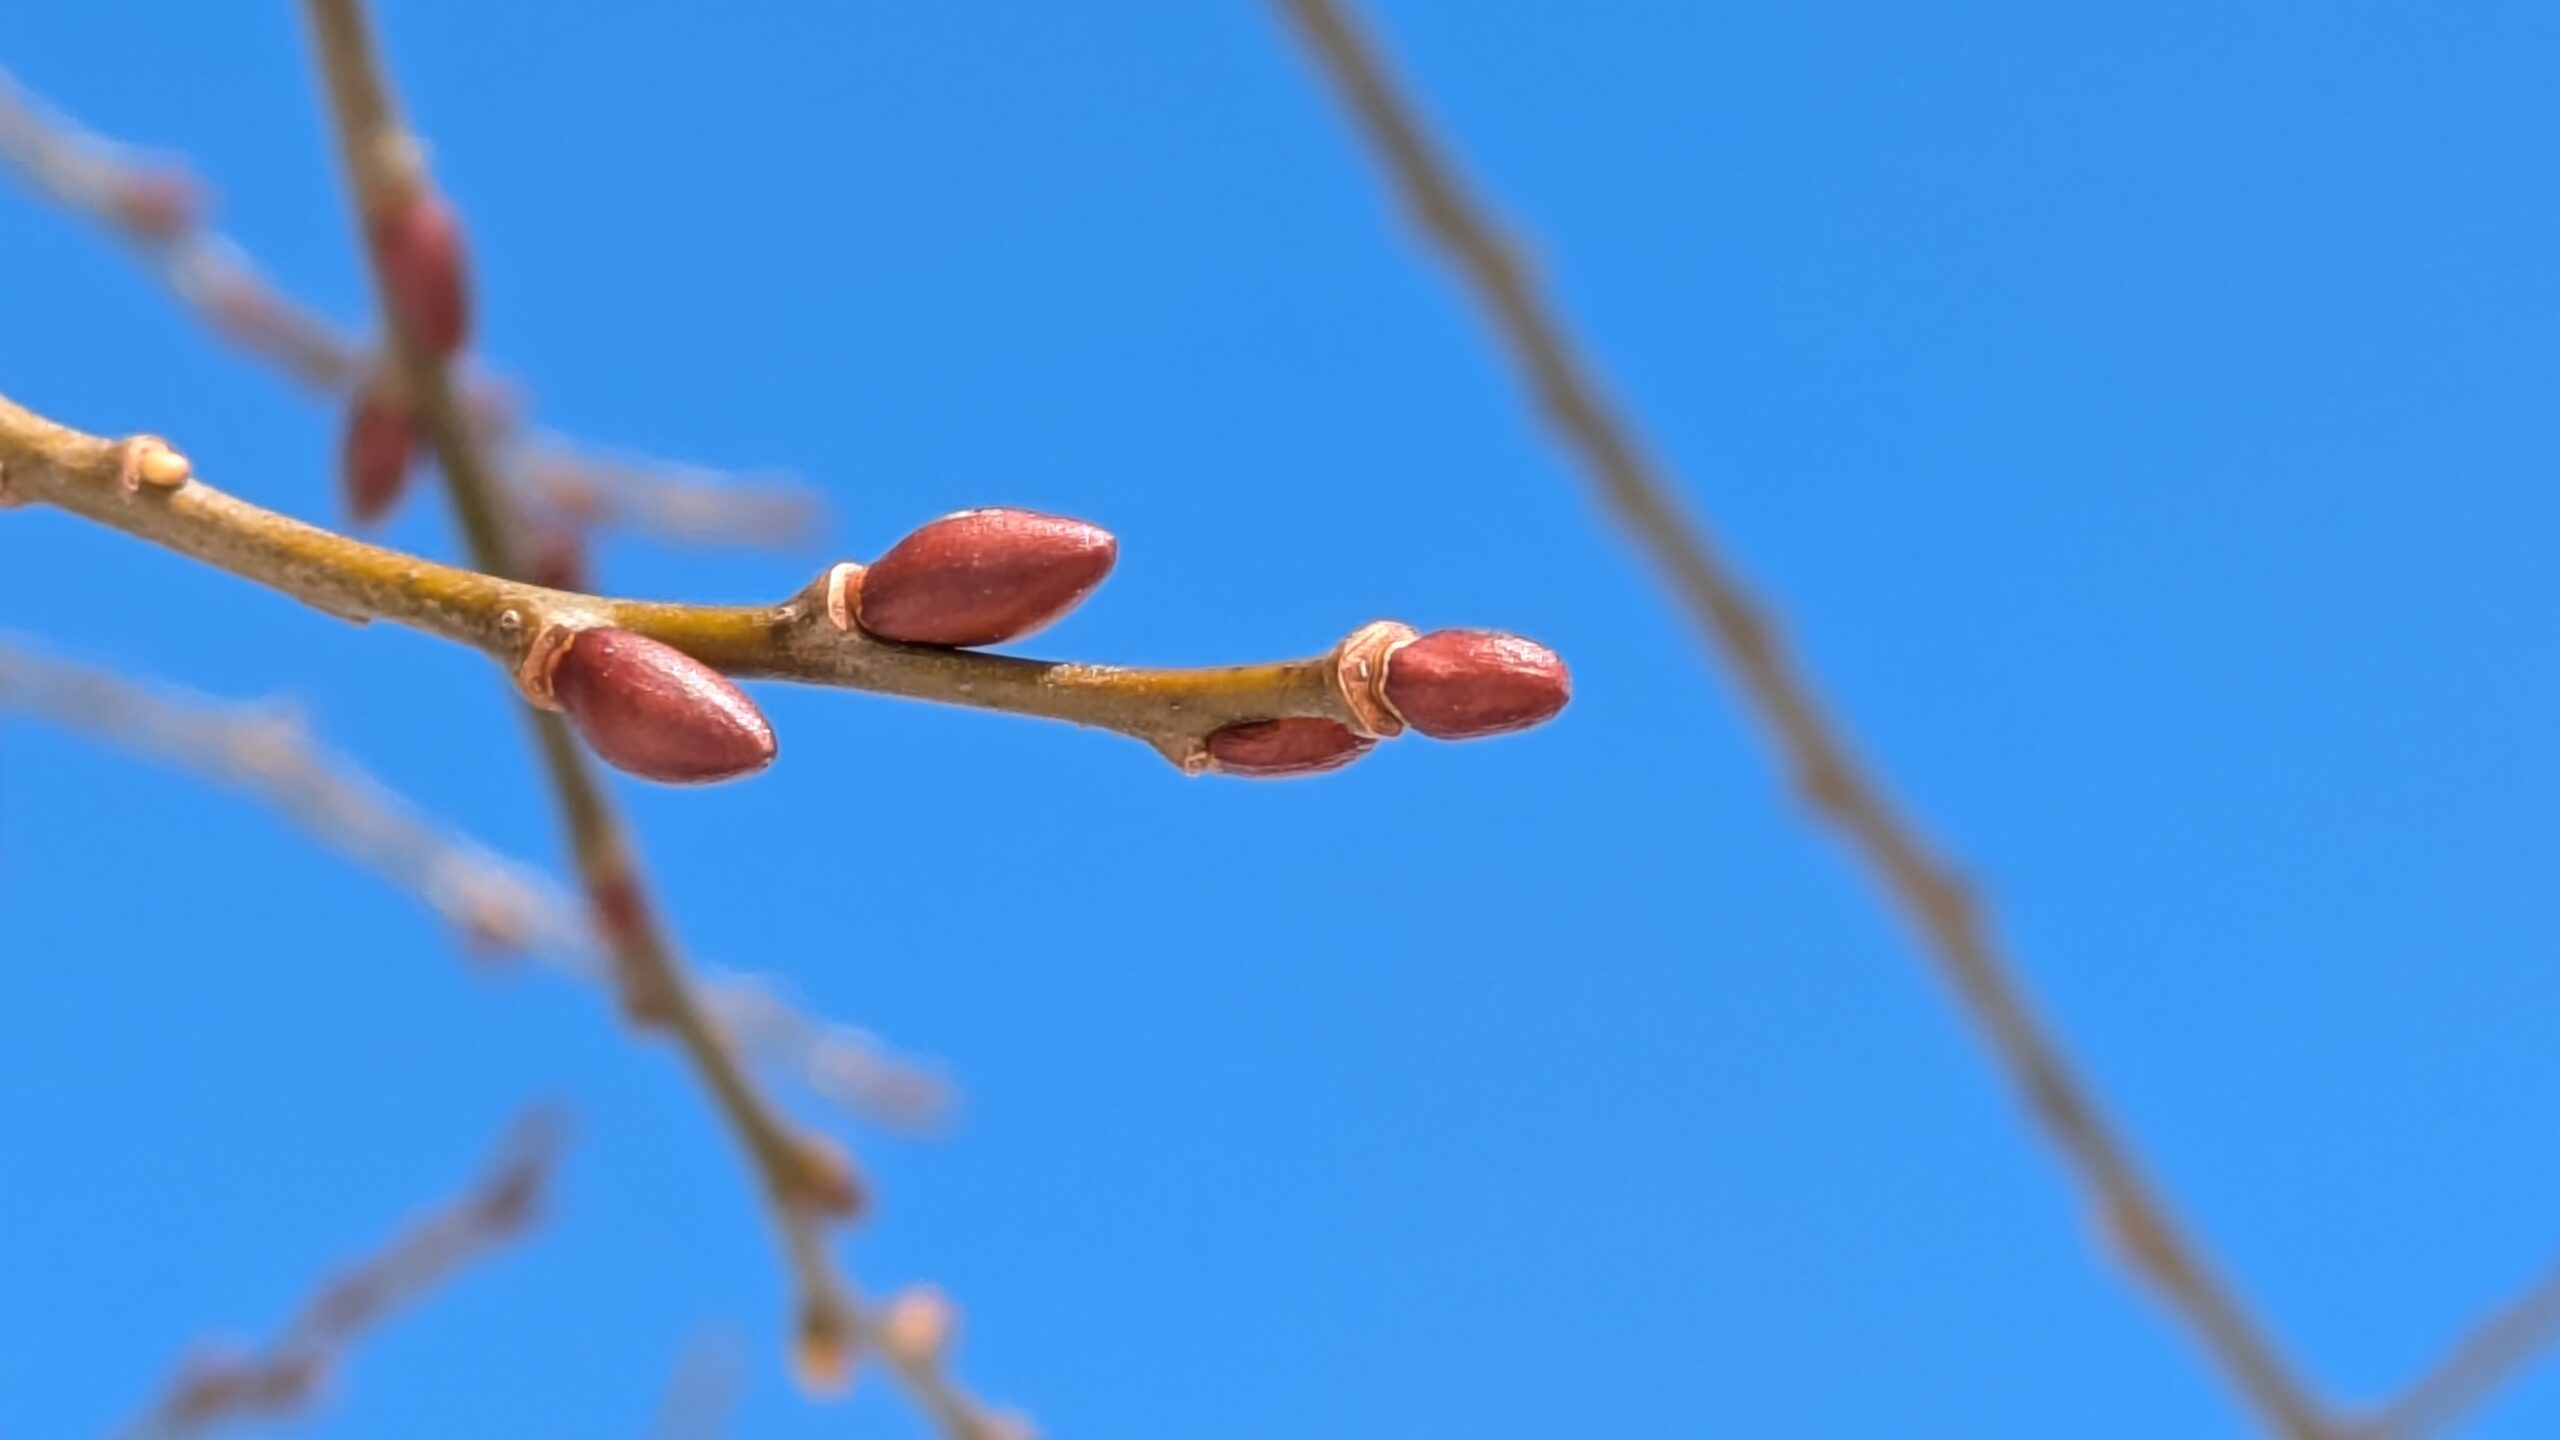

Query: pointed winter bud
<box><xmin>105</xmin><ymin>166</ymin><xmax>202</xmax><ymax>241</ymax></box>
<box><xmin>877</xmin><ymin>1285</ymin><xmax>955</xmax><ymax>1370</ymax></box>
<box><xmin>786</xmin><ymin>1136</ymin><xmax>868</xmax><ymax>1220</ymax></box>
<box><xmin>341</xmin><ymin>386</ymin><xmax>416</xmax><ymax>525</ymax></box>
<box><xmin>1381</xmin><ymin>629</ymin><xmax>1570</xmax><ymax>740</ymax></box>
<box><xmin>367</xmin><ymin>187</ymin><xmax>471</xmax><ymax>357</ymax></box>
<box><xmin>1204</xmin><ymin>717</ymin><xmax>1374</xmax><ymax>778</ymax></box>
<box><xmin>854</xmin><ymin>508</ymin><xmax>1116</xmax><ymax>648</ymax></box>
<box><xmin>539</xmin><ymin>629</ymin><xmax>777</xmax><ymax>784</ymax></box>
<box><xmin>792</xmin><ymin>1297</ymin><xmax>858</xmax><ymax>1397</ymax></box>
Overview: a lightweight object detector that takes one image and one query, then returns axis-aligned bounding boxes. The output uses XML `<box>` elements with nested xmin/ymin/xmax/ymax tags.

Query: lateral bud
<box><xmin>341</xmin><ymin>383</ymin><xmax>417</xmax><ymax>525</ymax></box>
<box><xmin>367</xmin><ymin>185</ymin><xmax>472</xmax><ymax>358</ymax></box>
<box><xmin>112</xmin><ymin>434</ymin><xmax>194</xmax><ymax>492</ymax></box>
<box><xmin>104</xmin><ymin>165</ymin><xmax>203</xmax><ymax>242</ymax></box>
<box><xmin>1204</xmin><ymin>717</ymin><xmax>1374</xmax><ymax>779</ymax></box>
<box><xmin>854</xmin><ymin>508</ymin><xmax>1117</xmax><ymax>648</ymax></box>
<box><xmin>785</xmin><ymin>1135</ymin><xmax>868</xmax><ymax>1221</ymax></box>
<box><xmin>528</xmin><ymin>627</ymin><xmax>777</xmax><ymax>785</ymax></box>
<box><xmin>877</xmin><ymin>1285</ymin><xmax>955</xmax><ymax>1370</ymax></box>
<box><xmin>1380</xmin><ymin>628</ymin><xmax>1571</xmax><ymax>740</ymax></box>
<box><xmin>792</xmin><ymin>1296</ymin><xmax>858</xmax><ymax>1397</ymax></box>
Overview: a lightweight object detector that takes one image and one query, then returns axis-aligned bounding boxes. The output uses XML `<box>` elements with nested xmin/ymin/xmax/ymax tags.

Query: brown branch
<box><xmin>2346</xmin><ymin>1257</ymin><xmax>2560</xmax><ymax>1439</ymax></box>
<box><xmin>861</xmin><ymin>1286</ymin><xmax>1038</xmax><ymax>1440</ymax></box>
<box><xmin>292</xmin><ymin>0</ymin><xmax>869</xmax><ymax>1387</ymax></box>
<box><xmin>126</xmin><ymin>1107</ymin><xmax>565</xmax><ymax>1438</ymax></box>
<box><xmin>649</xmin><ymin>1329</ymin><xmax>746</xmax><ymax>1440</ymax></box>
<box><xmin>0</xmin><ymin>635</ymin><xmax>950</xmax><ymax>1131</ymax></box>
<box><xmin>0</xmin><ymin>66</ymin><xmax>821</xmax><ymax>551</ymax></box>
<box><xmin>1268</xmin><ymin>1</ymin><xmax>2334</xmax><ymax>1433</ymax></box>
<box><xmin>0</xmin><ymin>393</ymin><xmax>1401</xmax><ymax>772</ymax></box>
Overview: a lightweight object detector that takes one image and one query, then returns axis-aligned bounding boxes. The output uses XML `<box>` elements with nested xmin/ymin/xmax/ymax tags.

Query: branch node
<box><xmin>115</xmin><ymin>433</ymin><xmax>193</xmax><ymax>491</ymax></box>
<box><xmin>511</xmin><ymin>617</ymin><xmax>577</xmax><ymax>711</ymax></box>
<box><xmin>821</xmin><ymin>561</ymin><xmax>863</xmax><ymax>633</ymax></box>
<box><xmin>1331</xmin><ymin>619</ymin><xmax>1417</xmax><ymax>739</ymax></box>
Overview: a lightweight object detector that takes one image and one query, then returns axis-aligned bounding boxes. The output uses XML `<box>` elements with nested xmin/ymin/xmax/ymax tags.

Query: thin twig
<box><xmin>0</xmin><ymin>392</ymin><xmax>1397</xmax><ymax>772</ymax></box>
<box><xmin>1269</xmin><ymin>2</ymin><xmax>2331</xmax><ymax>1433</ymax></box>
<box><xmin>648</xmin><ymin>1329</ymin><xmax>746</xmax><ymax>1440</ymax></box>
<box><xmin>2348</xmin><ymin>1257</ymin><xmax>2560</xmax><ymax>1439</ymax></box>
<box><xmin>0</xmin><ymin>66</ymin><xmax>821</xmax><ymax>551</ymax></box>
<box><xmin>296</xmin><ymin>0</ymin><xmax>860</xmax><ymax>1380</ymax></box>
<box><xmin>0</xmin><ymin>635</ymin><xmax>950</xmax><ymax>1131</ymax></box>
<box><xmin>125</xmin><ymin>1107</ymin><xmax>565</xmax><ymax>1438</ymax></box>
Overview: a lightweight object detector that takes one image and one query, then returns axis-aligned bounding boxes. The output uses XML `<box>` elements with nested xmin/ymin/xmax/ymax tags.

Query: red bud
<box><xmin>548</xmin><ymin>629</ymin><xmax>776</xmax><ymax>784</ymax></box>
<box><xmin>367</xmin><ymin>187</ymin><xmax>471</xmax><ymax>358</ymax></box>
<box><xmin>855</xmin><ymin>508</ymin><xmax>1116</xmax><ymax>647</ymax></box>
<box><xmin>341</xmin><ymin>386</ymin><xmax>416</xmax><ymax>525</ymax></box>
<box><xmin>106</xmin><ymin>166</ymin><xmax>202</xmax><ymax>241</ymax></box>
<box><xmin>1205</xmin><ymin>717</ymin><xmax>1374</xmax><ymax>778</ymax></box>
<box><xmin>1383</xmin><ymin>629</ymin><xmax>1570</xmax><ymax>740</ymax></box>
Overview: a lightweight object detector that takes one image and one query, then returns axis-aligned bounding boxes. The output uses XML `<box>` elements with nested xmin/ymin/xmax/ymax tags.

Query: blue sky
<box><xmin>7</xmin><ymin>3</ymin><xmax>2560</xmax><ymax>1436</ymax></box>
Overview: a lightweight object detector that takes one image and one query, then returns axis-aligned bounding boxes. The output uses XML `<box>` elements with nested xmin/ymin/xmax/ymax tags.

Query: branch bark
<box><xmin>1268</xmin><ymin>1</ymin><xmax>2331</xmax><ymax>1433</ymax></box>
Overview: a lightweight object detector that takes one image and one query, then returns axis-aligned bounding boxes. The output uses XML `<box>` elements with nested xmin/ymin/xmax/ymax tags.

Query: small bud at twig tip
<box><xmin>1381</xmin><ymin>628</ymin><xmax>1571</xmax><ymax>740</ymax></box>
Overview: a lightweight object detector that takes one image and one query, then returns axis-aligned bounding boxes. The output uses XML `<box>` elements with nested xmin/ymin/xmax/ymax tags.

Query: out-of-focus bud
<box><xmin>853</xmin><ymin>508</ymin><xmax>1116</xmax><ymax>648</ymax></box>
<box><xmin>543</xmin><ymin>629</ymin><xmax>777</xmax><ymax>785</ymax></box>
<box><xmin>877</xmin><ymin>1285</ymin><xmax>955</xmax><ymax>1370</ymax></box>
<box><xmin>1381</xmin><ymin>628</ymin><xmax>1570</xmax><ymax>740</ymax></box>
<box><xmin>787</xmin><ymin>1136</ymin><xmax>868</xmax><ymax>1220</ymax></box>
<box><xmin>105</xmin><ymin>165</ymin><xmax>203</xmax><ymax>241</ymax></box>
<box><xmin>341</xmin><ymin>385</ymin><xmax>416</xmax><ymax>525</ymax></box>
<box><xmin>1204</xmin><ymin>717</ymin><xmax>1374</xmax><ymax>778</ymax></box>
<box><xmin>792</xmin><ymin>1297</ymin><xmax>858</xmax><ymax>1397</ymax></box>
<box><xmin>367</xmin><ymin>186</ymin><xmax>471</xmax><ymax>358</ymax></box>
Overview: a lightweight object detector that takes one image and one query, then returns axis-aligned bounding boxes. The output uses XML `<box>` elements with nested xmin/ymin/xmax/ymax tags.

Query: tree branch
<box><xmin>0</xmin><ymin>65</ymin><xmax>820</xmax><ymax>551</ymax></box>
<box><xmin>0</xmin><ymin>390</ymin><xmax>1386</xmax><ymax>772</ymax></box>
<box><xmin>2347</xmin><ymin>1256</ymin><xmax>2560</xmax><ymax>1439</ymax></box>
<box><xmin>1268</xmin><ymin>1</ymin><xmax>2332</xmax><ymax>1433</ymax></box>
<box><xmin>127</xmin><ymin>1107</ymin><xmax>565</xmax><ymax>1438</ymax></box>
<box><xmin>0</xmin><ymin>634</ymin><xmax>950</xmax><ymax>1131</ymax></box>
<box><xmin>293</xmin><ymin>0</ymin><xmax>864</xmax><ymax>1386</ymax></box>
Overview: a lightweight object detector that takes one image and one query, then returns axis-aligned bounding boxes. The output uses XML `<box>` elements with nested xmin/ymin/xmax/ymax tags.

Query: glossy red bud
<box><xmin>1383</xmin><ymin>629</ymin><xmax>1571</xmax><ymax>740</ymax></box>
<box><xmin>855</xmin><ymin>508</ymin><xmax>1116</xmax><ymax>648</ymax></box>
<box><xmin>549</xmin><ymin>629</ymin><xmax>776</xmax><ymax>785</ymax></box>
<box><xmin>1205</xmin><ymin>717</ymin><xmax>1374</xmax><ymax>778</ymax></box>
<box><xmin>367</xmin><ymin>187</ymin><xmax>471</xmax><ymax>357</ymax></box>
